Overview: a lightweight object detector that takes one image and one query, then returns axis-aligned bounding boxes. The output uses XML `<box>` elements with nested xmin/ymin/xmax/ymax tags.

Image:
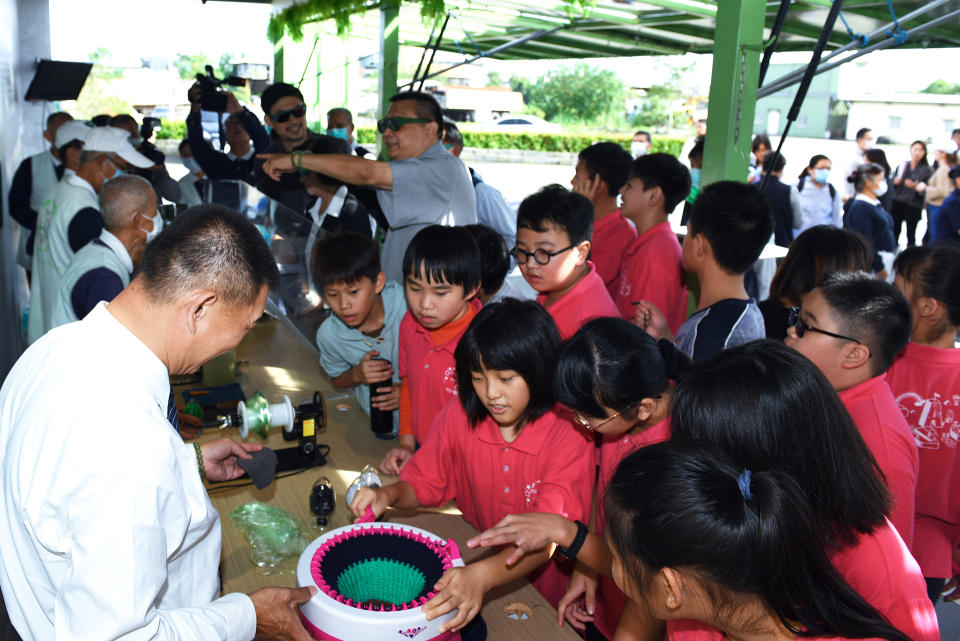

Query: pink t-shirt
<box><xmin>667</xmin><ymin>619</ymin><xmax>891</xmax><ymax>641</ymax></box>
<box><xmin>400</xmin><ymin>400</ymin><xmax>595</xmax><ymax>608</ymax></box>
<box><xmin>397</xmin><ymin>301</ymin><xmax>479</xmax><ymax>444</ymax></box>
<box><xmin>666</xmin><ymin>520</ymin><xmax>938</xmax><ymax>641</ymax></box>
<box><xmin>887</xmin><ymin>341</ymin><xmax>960</xmax><ymax>578</ymax></box>
<box><xmin>537</xmin><ymin>261</ymin><xmax>619</xmax><ymax>340</ymax></box>
<box><xmin>839</xmin><ymin>374</ymin><xmax>919</xmax><ymax>547</ymax></box>
<box><xmin>591</xmin><ymin>210</ymin><xmax>637</xmax><ymax>299</ymax></box>
<box><xmin>613</xmin><ymin>221</ymin><xmax>687</xmax><ymax>335</ymax></box>
<box><xmin>594</xmin><ymin>419</ymin><xmax>671</xmax><ymax>640</ymax></box>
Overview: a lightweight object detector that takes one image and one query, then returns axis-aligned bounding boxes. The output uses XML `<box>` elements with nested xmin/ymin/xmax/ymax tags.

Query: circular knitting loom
<box><xmin>297</xmin><ymin>521</ymin><xmax>465</xmax><ymax>641</ymax></box>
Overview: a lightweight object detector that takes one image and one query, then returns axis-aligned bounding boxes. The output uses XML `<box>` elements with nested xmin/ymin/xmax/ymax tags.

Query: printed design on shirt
<box><xmin>523</xmin><ymin>480</ymin><xmax>542</xmax><ymax>507</ymax></box>
<box><xmin>443</xmin><ymin>366</ymin><xmax>458</xmax><ymax>397</ymax></box>
<box><xmin>618</xmin><ymin>271</ymin><xmax>631</xmax><ymax>300</ymax></box>
<box><xmin>896</xmin><ymin>391</ymin><xmax>959</xmax><ymax>450</ymax></box>
<box><xmin>398</xmin><ymin>626</ymin><xmax>426</xmax><ymax>638</ymax></box>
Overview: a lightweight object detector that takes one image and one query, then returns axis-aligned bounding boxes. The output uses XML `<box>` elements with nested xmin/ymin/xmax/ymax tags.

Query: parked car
<box><xmin>493</xmin><ymin>114</ymin><xmax>562</xmax><ymax>134</ymax></box>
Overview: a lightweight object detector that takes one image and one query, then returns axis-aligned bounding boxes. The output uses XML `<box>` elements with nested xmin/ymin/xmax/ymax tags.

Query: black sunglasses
<box><xmin>376</xmin><ymin>116</ymin><xmax>431</xmax><ymax>133</ymax></box>
<box><xmin>788</xmin><ymin>306</ymin><xmax>862</xmax><ymax>344</ymax></box>
<box><xmin>270</xmin><ymin>104</ymin><xmax>307</xmax><ymax>123</ymax></box>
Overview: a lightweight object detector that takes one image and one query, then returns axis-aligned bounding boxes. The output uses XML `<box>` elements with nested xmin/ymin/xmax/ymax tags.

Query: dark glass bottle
<box><xmin>369</xmin><ymin>357</ymin><xmax>395</xmax><ymax>438</ymax></box>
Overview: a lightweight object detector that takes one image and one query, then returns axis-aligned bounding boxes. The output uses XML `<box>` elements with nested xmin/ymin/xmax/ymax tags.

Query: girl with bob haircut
<box><xmin>605</xmin><ymin>439</ymin><xmax>913</xmax><ymax>641</ymax></box>
<box><xmin>468</xmin><ymin>341</ymin><xmax>938</xmax><ymax>641</ymax></box>
<box><xmin>888</xmin><ymin>244</ymin><xmax>960</xmax><ymax>602</ymax></box>
<box><xmin>349</xmin><ymin>298</ymin><xmax>594</xmax><ymax>633</ymax></box>
<box><xmin>550</xmin><ymin>318</ymin><xmax>688</xmax><ymax>638</ymax></box>
<box><xmin>759</xmin><ymin>225</ymin><xmax>872</xmax><ymax>341</ymax></box>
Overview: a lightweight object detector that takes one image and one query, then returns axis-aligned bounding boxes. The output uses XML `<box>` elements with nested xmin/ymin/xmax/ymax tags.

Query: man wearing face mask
<box><xmin>631</xmin><ymin>131</ymin><xmax>651</xmax><ymax>159</ymax></box>
<box><xmin>48</xmin><ymin>175</ymin><xmax>159</xmax><ymax>330</ymax></box>
<box><xmin>326</xmin><ymin>107</ymin><xmax>374</xmax><ymax>158</ymax></box>
<box><xmin>29</xmin><ymin>127</ymin><xmax>153</xmax><ymax>344</ymax></box>
<box><xmin>186</xmin><ymin>83</ymin><xmax>271</xmax><ymax>186</ymax></box>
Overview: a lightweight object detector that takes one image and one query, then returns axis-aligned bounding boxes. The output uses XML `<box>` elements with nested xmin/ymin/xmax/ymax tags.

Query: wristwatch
<box><xmin>555</xmin><ymin>520</ymin><xmax>588</xmax><ymax>559</ymax></box>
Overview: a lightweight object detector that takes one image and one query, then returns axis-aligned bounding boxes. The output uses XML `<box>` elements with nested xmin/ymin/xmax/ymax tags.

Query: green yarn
<box><xmin>336</xmin><ymin>558</ymin><xmax>426</xmax><ymax>606</ymax></box>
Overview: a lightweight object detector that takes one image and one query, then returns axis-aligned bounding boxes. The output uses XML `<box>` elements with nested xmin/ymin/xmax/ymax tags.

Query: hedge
<box><xmin>156</xmin><ymin>119</ymin><xmax>187</xmax><ymax>140</ymax></box>
<box><xmin>356</xmin><ymin>127</ymin><xmax>684</xmax><ymax>156</ymax></box>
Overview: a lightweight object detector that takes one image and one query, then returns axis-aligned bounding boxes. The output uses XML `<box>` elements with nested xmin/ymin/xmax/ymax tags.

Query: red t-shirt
<box><xmin>400</xmin><ymin>401</ymin><xmax>594</xmax><ymax>608</ymax></box>
<box><xmin>536</xmin><ymin>261</ymin><xmax>619</xmax><ymax>340</ymax></box>
<box><xmin>591</xmin><ymin>210</ymin><xmax>637</xmax><ymax>299</ymax></box>
<box><xmin>594</xmin><ymin>419</ymin><xmax>671</xmax><ymax>639</ymax></box>
<box><xmin>613</xmin><ymin>221</ymin><xmax>687</xmax><ymax>335</ymax></box>
<box><xmin>666</xmin><ymin>520</ymin><xmax>938</xmax><ymax>641</ymax></box>
<box><xmin>887</xmin><ymin>341</ymin><xmax>960</xmax><ymax>578</ymax></box>
<box><xmin>397</xmin><ymin>300</ymin><xmax>479</xmax><ymax>443</ymax></box>
<box><xmin>839</xmin><ymin>374</ymin><xmax>919</xmax><ymax>547</ymax></box>
<box><xmin>667</xmin><ymin>619</ymin><xmax>891</xmax><ymax>641</ymax></box>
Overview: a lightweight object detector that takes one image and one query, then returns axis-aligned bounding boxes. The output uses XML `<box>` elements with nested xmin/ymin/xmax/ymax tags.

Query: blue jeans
<box><xmin>925</xmin><ymin>203</ymin><xmax>941</xmax><ymax>244</ymax></box>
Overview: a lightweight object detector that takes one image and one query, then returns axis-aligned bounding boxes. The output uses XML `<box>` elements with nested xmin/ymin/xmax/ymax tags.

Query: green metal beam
<box><xmin>378</xmin><ymin>2</ymin><xmax>399</xmax><ymax>156</ymax></box>
<box><xmin>702</xmin><ymin>0</ymin><xmax>765</xmax><ymax>185</ymax></box>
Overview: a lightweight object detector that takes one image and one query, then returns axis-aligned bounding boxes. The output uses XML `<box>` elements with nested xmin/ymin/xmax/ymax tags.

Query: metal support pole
<box><xmin>702</xmin><ymin>0</ymin><xmax>764</xmax><ymax>185</ymax></box>
<box><xmin>378</xmin><ymin>2</ymin><xmax>400</xmax><ymax>157</ymax></box>
<box><xmin>417</xmin><ymin>13</ymin><xmax>451</xmax><ymax>91</ymax></box>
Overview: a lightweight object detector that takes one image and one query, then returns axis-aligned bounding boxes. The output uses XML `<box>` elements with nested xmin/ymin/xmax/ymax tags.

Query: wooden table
<box><xmin>195</xmin><ymin>317</ymin><xmax>581</xmax><ymax>641</ymax></box>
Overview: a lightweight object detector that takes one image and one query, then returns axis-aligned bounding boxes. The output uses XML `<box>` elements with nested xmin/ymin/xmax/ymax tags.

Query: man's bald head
<box><xmin>100</xmin><ymin>175</ymin><xmax>155</xmax><ymax>233</ymax></box>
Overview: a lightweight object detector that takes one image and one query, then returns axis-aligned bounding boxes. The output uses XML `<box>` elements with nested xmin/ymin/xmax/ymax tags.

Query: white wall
<box><xmin>847</xmin><ymin>100</ymin><xmax>960</xmax><ymax>144</ymax></box>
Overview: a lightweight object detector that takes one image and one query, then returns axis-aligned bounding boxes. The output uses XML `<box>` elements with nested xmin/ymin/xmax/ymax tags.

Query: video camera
<box><xmin>195</xmin><ymin>64</ymin><xmax>245</xmax><ymax>113</ymax></box>
<box><xmin>140</xmin><ymin>116</ymin><xmax>162</xmax><ymax>141</ymax></box>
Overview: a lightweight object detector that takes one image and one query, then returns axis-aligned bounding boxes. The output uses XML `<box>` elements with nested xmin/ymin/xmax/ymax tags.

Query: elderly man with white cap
<box><xmin>53</xmin><ymin>120</ymin><xmax>93</xmax><ymax>179</ymax></box>
<box><xmin>29</xmin><ymin>127</ymin><xmax>153</xmax><ymax>344</ymax></box>
<box><xmin>923</xmin><ymin>138</ymin><xmax>959</xmax><ymax>244</ymax></box>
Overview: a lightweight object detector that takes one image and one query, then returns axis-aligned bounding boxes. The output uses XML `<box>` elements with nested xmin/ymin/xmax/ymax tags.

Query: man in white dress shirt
<box><xmin>0</xmin><ymin>204</ymin><xmax>313</xmax><ymax>641</ymax></box>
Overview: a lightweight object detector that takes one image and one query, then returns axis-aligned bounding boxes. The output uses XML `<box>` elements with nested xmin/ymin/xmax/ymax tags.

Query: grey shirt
<box><xmin>675</xmin><ymin>297</ymin><xmax>765</xmax><ymax>363</ymax></box>
<box><xmin>377</xmin><ymin>141</ymin><xmax>477</xmax><ymax>283</ymax></box>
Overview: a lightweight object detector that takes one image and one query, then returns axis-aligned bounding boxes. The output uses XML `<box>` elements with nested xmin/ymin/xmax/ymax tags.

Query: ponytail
<box><xmin>800</xmin><ymin>154</ymin><xmax>829</xmax><ymax>181</ymax></box>
<box><xmin>605</xmin><ymin>441</ymin><xmax>911</xmax><ymax>641</ymax></box>
<box><xmin>657</xmin><ymin>338</ymin><xmax>691</xmax><ymax>381</ymax></box>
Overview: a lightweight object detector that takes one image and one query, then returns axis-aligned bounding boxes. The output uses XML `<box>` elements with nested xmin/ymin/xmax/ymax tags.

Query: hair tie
<box><xmin>738</xmin><ymin>469</ymin><xmax>754</xmax><ymax>501</ymax></box>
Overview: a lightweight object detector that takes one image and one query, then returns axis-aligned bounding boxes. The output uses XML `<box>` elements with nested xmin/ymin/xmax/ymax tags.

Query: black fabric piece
<box><xmin>8</xmin><ymin>157</ymin><xmax>35</xmax><ymax>229</ymax></box>
<box><xmin>692</xmin><ymin>299</ymin><xmax>752</xmax><ymax>363</ymax></box>
<box><xmin>237</xmin><ymin>448</ymin><xmax>278</xmax><ymax>490</ymax></box>
<box><xmin>71</xmin><ymin>267</ymin><xmax>124</xmax><ymax>319</ymax></box>
<box><xmin>319</xmin><ymin>193</ymin><xmax>373</xmax><ymax>238</ymax></box>
<box><xmin>460</xmin><ymin>614</ymin><xmax>487</xmax><ymax>641</ymax></box>
<box><xmin>67</xmin><ymin>207</ymin><xmax>103</xmax><ymax>253</ymax></box>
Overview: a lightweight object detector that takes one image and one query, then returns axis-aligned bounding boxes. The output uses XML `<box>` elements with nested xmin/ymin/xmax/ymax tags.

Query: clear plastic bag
<box><xmin>229</xmin><ymin>502</ymin><xmax>308</xmax><ymax>567</ymax></box>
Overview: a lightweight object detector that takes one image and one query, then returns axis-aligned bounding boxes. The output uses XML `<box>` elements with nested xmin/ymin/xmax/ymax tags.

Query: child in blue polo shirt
<box><xmin>314</xmin><ymin>232</ymin><xmax>406</xmax><ymax>435</ymax></box>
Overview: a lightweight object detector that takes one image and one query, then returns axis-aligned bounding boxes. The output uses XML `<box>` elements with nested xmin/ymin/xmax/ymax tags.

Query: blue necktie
<box><xmin>166</xmin><ymin>390</ymin><xmax>181</xmax><ymax>435</ymax></box>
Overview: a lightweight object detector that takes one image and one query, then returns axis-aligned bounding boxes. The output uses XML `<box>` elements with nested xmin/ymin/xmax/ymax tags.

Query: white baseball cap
<box><xmin>54</xmin><ymin>120</ymin><xmax>92</xmax><ymax>150</ymax></box>
<box><xmin>935</xmin><ymin>138</ymin><xmax>959</xmax><ymax>155</ymax></box>
<box><xmin>83</xmin><ymin>126</ymin><xmax>154</xmax><ymax>168</ymax></box>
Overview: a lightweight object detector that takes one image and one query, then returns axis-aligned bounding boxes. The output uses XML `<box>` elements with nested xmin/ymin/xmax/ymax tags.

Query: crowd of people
<box><xmin>1</xmin><ymin>82</ymin><xmax>960</xmax><ymax>641</ymax></box>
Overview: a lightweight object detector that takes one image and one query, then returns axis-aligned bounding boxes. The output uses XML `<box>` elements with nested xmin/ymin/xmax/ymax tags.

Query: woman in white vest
<box><xmin>49</xmin><ymin>175</ymin><xmax>159</xmax><ymax>329</ymax></box>
<box><xmin>29</xmin><ymin>127</ymin><xmax>153</xmax><ymax>343</ymax></box>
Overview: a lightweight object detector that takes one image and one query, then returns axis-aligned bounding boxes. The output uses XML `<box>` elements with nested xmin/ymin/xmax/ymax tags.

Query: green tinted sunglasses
<box><xmin>377</xmin><ymin>116</ymin><xmax>431</xmax><ymax>133</ymax></box>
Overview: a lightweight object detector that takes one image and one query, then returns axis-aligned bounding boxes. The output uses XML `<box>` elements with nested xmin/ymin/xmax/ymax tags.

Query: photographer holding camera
<box><xmin>186</xmin><ymin>72</ymin><xmax>271</xmax><ymax>187</ymax></box>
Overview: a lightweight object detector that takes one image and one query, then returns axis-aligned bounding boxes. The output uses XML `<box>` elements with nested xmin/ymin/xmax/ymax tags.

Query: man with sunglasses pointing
<box><xmin>255</xmin><ymin>83</ymin><xmax>318</xmax><ymax>213</ymax></box>
<box><xmin>261</xmin><ymin>91</ymin><xmax>476</xmax><ymax>283</ymax></box>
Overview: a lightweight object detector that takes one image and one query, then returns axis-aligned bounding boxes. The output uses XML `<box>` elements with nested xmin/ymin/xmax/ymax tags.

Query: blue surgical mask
<box><xmin>813</xmin><ymin>168</ymin><xmax>830</xmax><ymax>184</ymax></box>
<box><xmin>689</xmin><ymin>168</ymin><xmax>702</xmax><ymax>189</ymax></box>
<box><xmin>326</xmin><ymin>127</ymin><xmax>349</xmax><ymax>141</ymax></box>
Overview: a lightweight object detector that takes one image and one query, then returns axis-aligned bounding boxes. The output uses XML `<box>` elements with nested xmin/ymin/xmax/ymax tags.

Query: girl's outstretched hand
<box><xmin>422</xmin><ymin>566</ymin><xmax>489</xmax><ymax>633</ymax></box>
<box><xmin>465</xmin><ymin>512</ymin><xmax>571</xmax><ymax>566</ymax></box>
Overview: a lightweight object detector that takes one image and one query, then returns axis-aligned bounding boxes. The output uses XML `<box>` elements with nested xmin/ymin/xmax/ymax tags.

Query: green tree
<box><xmin>630</xmin><ymin>84</ymin><xmax>681</xmax><ymax>130</ymax></box>
<box><xmin>524</xmin><ymin>64</ymin><xmax>625</xmax><ymax>124</ymax></box>
<box><xmin>218</xmin><ymin>52</ymin><xmax>237</xmax><ymax>79</ymax></box>
<box><xmin>486</xmin><ymin>71</ymin><xmax>503</xmax><ymax>87</ymax></box>
<box><xmin>73</xmin><ymin>48</ymin><xmax>134</xmax><ymax>119</ymax></box>
<box><xmin>174</xmin><ymin>53</ymin><xmax>212</xmax><ymax>81</ymax></box>
<box><xmin>921</xmin><ymin>78</ymin><xmax>960</xmax><ymax>95</ymax></box>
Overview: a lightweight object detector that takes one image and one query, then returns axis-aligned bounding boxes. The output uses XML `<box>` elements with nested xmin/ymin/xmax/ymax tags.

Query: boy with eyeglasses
<box><xmin>260</xmin><ymin>91</ymin><xmax>476</xmax><ymax>283</ymax></box>
<box><xmin>615</xmin><ymin>153</ymin><xmax>690</xmax><ymax>334</ymax></box>
<box><xmin>513</xmin><ymin>184</ymin><xmax>618</xmax><ymax>339</ymax></box>
<box><xmin>786</xmin><ymin>270</ymin><xmax>918</xmax><ymax>546</ymax></box>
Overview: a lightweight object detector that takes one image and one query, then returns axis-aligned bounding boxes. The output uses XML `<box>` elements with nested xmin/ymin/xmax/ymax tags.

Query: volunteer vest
<box><xmin>29</xmin><ymin>178</ymin><xmax>99</xmax><ymax>343</ymax></box>
<box><xmin>29</xmin><ymin>151</ymin><xmax>59</xmax><ymax>213</ymax></box>
<box><xmin>49</xmin><ymin>239</ymin><xmax>131</xmax><ymax>330</ymax></box>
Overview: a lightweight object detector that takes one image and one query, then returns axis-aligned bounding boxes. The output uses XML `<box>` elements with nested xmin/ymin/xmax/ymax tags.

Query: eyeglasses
<box><xmin>788</xmin><ymin>306</ymin><xmax>862</xmax><ymax>344</ymax></box>
<box><xmin>270</xmin><ymin>104</ymin><xmax>307</xmax><ymax>123</ymax></box>
<box><xmin>572</xmin><ymin>406</ymin><xmax>637</xmax><ymax>432</ymax></box>
<box><xmin>510</xmin><ymin>244</ymin><xmax>575</xmax><ymax>266</ymax></box>
<box><xmin>377</xmin><ymin>116</ymin><xmax>431</xmax><ymax>133</ymax></box>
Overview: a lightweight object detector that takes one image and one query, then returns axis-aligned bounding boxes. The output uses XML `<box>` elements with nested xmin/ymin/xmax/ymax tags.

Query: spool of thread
<box><xmin>236</xmin><ymin>392</ymin><xmax>295</xmax><ymax>439</ymax></box>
